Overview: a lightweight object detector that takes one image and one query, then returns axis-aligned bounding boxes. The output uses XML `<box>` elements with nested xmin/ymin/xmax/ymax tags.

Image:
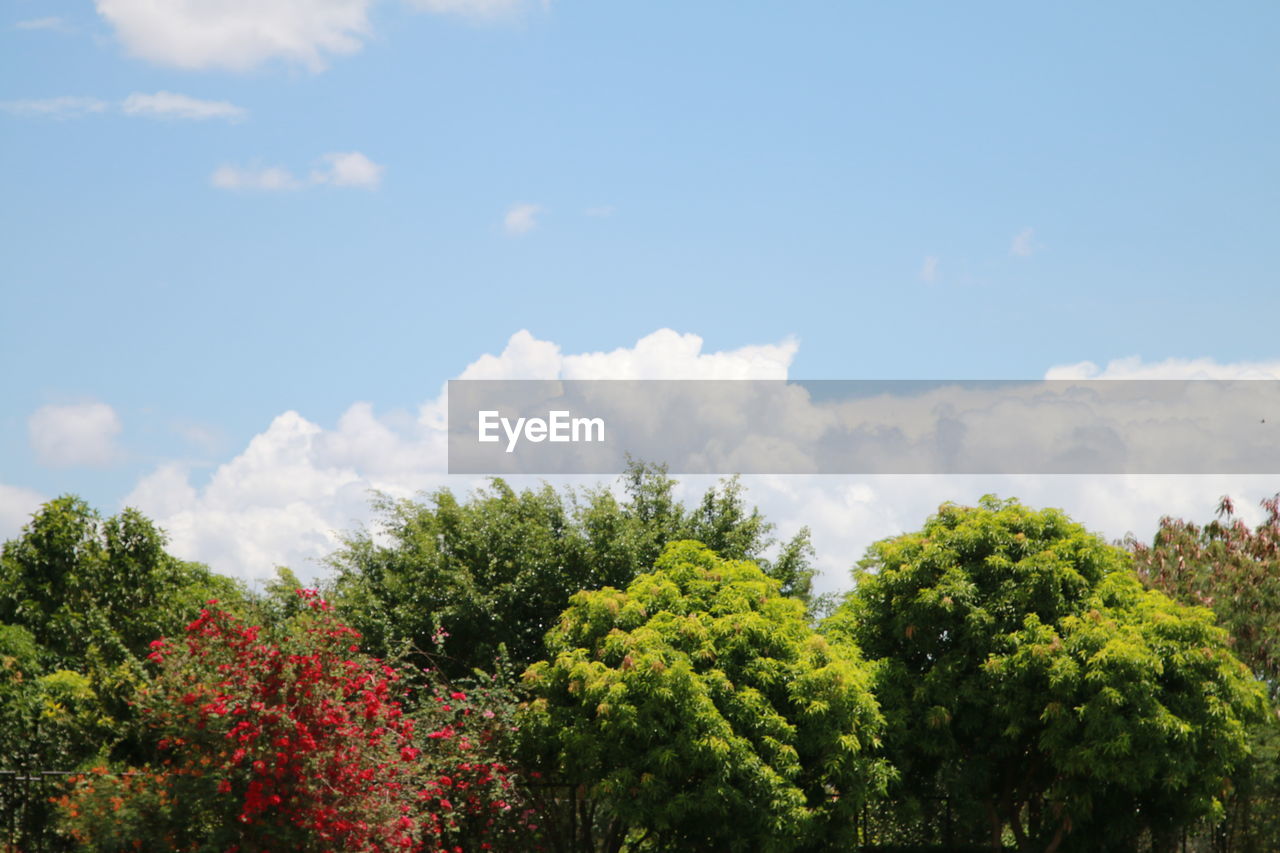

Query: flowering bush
<box><xmin>57</xmin><ymin>591</ymin><xmax>538</xmax><ymax>851</ymax></box>
<box><xmin>411</xmin><ymin>682</ymin><xmax>540</xmax><ymax>848</ymax></box>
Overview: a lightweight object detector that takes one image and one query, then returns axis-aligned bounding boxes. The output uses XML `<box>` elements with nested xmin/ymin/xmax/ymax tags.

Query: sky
<box><xmin>2</xmin><ymin>1</ymin><xmax>1279</xmax><ymax>594</ymax></box>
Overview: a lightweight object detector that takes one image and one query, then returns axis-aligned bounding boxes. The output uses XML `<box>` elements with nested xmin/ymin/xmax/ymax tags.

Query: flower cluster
<box><xmin>411</xmin><ymin>688</ymin><xmax>540</xmax><ymax>847</ymax></box>
<box><xmin>58</xmin><ymin>592</ymin><xmax>539</xmax><ymax>851</ymax></box>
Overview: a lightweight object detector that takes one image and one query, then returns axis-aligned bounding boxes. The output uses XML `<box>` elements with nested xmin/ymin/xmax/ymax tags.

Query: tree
<box><xmin>0</xmin><ymin>496</ymin><xmax>246</xmax><ymax>849</ymax></box>
<box><xmin>827</xmin><ymin>496</ymin><xmax>1265</xmax><ymax>852</ymax></box>
<box><xmin>0</xmin><ymin>496</ymin><xmax>243</xmax><ymax>672</ymax></box>
<box><xmin>328</xmin><ymin>462</ymin><xmax>815</xmax><ymax>678</ymax></box>
<box><xmin>1129</xmin><ymin>494</ymin><xmax>1280</xmax><ymax>698</ymax></box>
<box><xmin>522</xmin><ymin>540</ymin><xmax>889</xmax><ymax>852</ymax></box>
<box><xmin>1129</xmin><ymin>494</ymin><xmax>1280</xmax><ymax>851</ymax></box>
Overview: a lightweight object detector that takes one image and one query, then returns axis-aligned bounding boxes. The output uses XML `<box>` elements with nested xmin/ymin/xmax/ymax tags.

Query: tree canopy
<box><xmin>0</xmin><ymin>496</ymin><xmax>249</xmax><ymax>843</ymax></box>
<box><xmin>0</xmin><ymin>495</ymin><xmax>241</xmax><ymax>672</ymax></box>
<box><xmin>522</xmin><ymin>540</ymin><xmax>889</xmax><ymax>852</ymax></box>
<box><xmin>328</xmin><ymin>462</ymin><xmax>815</xmax><ymax>677</ymax></box>
<box><xmin>1129</xmin><ymin>494</ymin><xmax>1280</xmax><ymax>851</ymax></box>
<box><xmin>1129</xmin><ymin>494</ymin><xmax>1280</xmax><ymax>699</ymax></box>
<box><xmin>826</xmin><ymin>496</ymin><xmax>1266</xmax><ymax>852</ymax></box>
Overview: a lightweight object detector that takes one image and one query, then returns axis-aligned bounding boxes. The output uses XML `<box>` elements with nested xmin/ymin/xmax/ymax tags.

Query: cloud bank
<box><xmin>122</xmin><ymin>330</ymin><xmax>796</xmax><ymax>581</ymax></box>
<box><xmin>6</xmin><ymin>340</ymin><xmax>1273</xmax><ymax>600</ymax></box>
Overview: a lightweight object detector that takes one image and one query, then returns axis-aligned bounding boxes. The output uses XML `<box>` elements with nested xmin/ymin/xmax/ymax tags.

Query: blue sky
<box><xmin>3</xmin><ymin>1</ymin><xmax>1279</xmax><ymax>588</ymax></box>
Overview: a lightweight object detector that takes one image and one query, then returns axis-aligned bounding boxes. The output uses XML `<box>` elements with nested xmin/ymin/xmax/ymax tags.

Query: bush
<box><xmin>58</xmin><ymin>591</ymin><xmax>537</xmax><ymax>851</ymax></box>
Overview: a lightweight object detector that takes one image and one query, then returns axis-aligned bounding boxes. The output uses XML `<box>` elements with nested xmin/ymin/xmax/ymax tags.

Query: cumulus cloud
<box><xmin>0</xmin><ymin>97</ymin><xmax>108</xmax><ymax>118</ymax></box>
<box><xmin>744</xmin><ymin>472</ymin><xmax>1280</xmax><ymax>597</ymax></box>
<box><xmin>121</xmin><ymin>91</ymin><xmax>247</xmax><ymax>121</ymax></box>
<box><xmin>459</xmin><ymin>329</ymin><xmax>798</xmax><ymax>380</ymax></box>
<box><xmin>28</xmin><ymin>402</ymin><xmax>123</xmax><ymax>468</ymax></box>
<box><xmin>920</xmin><ymin>255</ymin><xmax>938</xmax><ymax>283</ymax></box>
<box><xmin>120</xmin><ymin>341</ymin><xmax>1280</xmax><ymax>600</ymax></box>
<box><xmin>714</xmin><ymin>351</ymin><xmax>1280</xmax><ymax>594</ymax></box>
<box><xmin>124</xmin><ymin>329</ymin><xmax>796</xmax><ymax>580</ymax></box>
<box><xmin>585</xmin><ymin>205</ymin><xmax>615</xmax><ymax>218</ymax></box>
<box><xmin>1010</xmin><ymin>226</ymin><xmax>1039</xmax><ymax>257</ymax></box>
<box><xmin>211</xmin><ymin>152</ymin><xmax>383</xmax><ymax>191</ymax></box>
<box><xmin>94</xmin><ymin>0</ymin><xmax>374</xmax><ymax>72</ymax></box>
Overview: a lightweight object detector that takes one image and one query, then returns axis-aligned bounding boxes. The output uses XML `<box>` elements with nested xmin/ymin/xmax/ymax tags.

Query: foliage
<box><xmin>0</xmin><ymin>496</ymin><xmax>247</xmax><ymax>848</ymax></box>
<box><xmin>0</xmin><ymin>496</ymin><xmax>243</xmax><ymax>671</ymax></box>
<box><xmin>56</xmin><ymin>591</ymin><xmax>536</xmax><ymax>852</ymax></box>
<box><xmin>0</xmin><ymin>495</ymin><xmax>246</xmax><ymax>756</ymax></box>
<box><xmin>409</xmin><ymin>672</ymin><xmax>540</xmax><ymax>850</ymax></box>
<box><xmin>1129</xmin><ymin>494</ymin><xmax>1280</xmax><ymax>699</ymax></box>
<box><xmin>1129</xmin><ymin>494</ymin><xmax>1280</xmax><ymax>852</ymax></box>
<box><xmin>58</xmin><ymin>592</ymin><xmax>419</xmax><ymax>850</ymax></box>
<box><xmin>827</xmin><ymin>496</ymin><xmax>1266</xmax><ymax>852</ymax></box>
<box><xmin>328</xmin><ymin>462</ymin><xmax>815</xmax><ymax>678</ymax></box>
<box><xmin>0</xmin><ymin>622</ymin><xmax>42</xmax><ymax>763</ymax></box>
<box><xmin>522</xmin><ymin>540</ymin><xmax>889</xmax><ymax>852</ymax></box>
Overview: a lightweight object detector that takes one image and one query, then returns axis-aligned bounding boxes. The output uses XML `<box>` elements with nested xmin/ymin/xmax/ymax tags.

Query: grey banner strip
<box><xmin>447</xmin><ymin>380</ymin><xmax>1280</xmax><ymax>474</ymax></box>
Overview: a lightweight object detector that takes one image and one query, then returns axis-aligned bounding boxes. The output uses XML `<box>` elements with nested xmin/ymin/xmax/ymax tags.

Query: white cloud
<box><xmin>15</xmin><ymin>17</ymin><xmax>68</xmax><ymax>31</ymax></box>
<box><xmin>94</xmin><ymin>0</ymin><xmax>375</xmax><ymax>72</ymax></box>
<box><xmin>744</xmin><ymin>473</ymin><xmax>1280</xmax><ymax>597</ymax></box>
<box><xmin>459</xmin><ymin>328</ymin><xmax>798</xmax><ymax>380</ymax></box>
<box><xmin>124</xmin><ymin>329</ymin><xmax>796</xmax><ymax>580</ymax></box>
<box><xmin>211</xmin><ymin>151</ymin><xmax>383</xmax><ymax>191</ymax></box>
<box><xmin>1046</xmin><ymin>355</ymin><xmax>1280</xmax><ymax>380</ymax></box>
<box><xmin>122</xmin><ymin>91</ymin><xmax>247</xmax><ymax>121</ymax></box>
<box><xmin>405</xmin><ymin>0</ymin><xmax>545</xmax><ymax>22</ymax></box>
<box><xmin>1010</xmin><ymin>226</ymin><xmax>1039</xmax><ymax>257</ymax></box>
<box><xmin>0</xmin><ymin>484</ymin><xmax>45</xmax><ymax>543</ymax></box>
<box><xmin>0</xmin><ymin>97</ymin><xmax>108</xmax><ymax>118</ymax></box>
<box><xmin>28</xmin><ymin>403</ymin><xmax>123</xmax><ymax>468</ymax></box>
<box><xmin>586</xmin><ymin>205</ymin><xmax>615</xmax><ymax>218</ymax></box>
<box><xmin>119</xmin><ymin>339</ymin><xmax>1280</xmax><ymax>599</ymax></box>
<box><xmin>920</xmin><ymin>255</ymin><xmax>938</xmax><ymax>283</ymax></box>
<box><xmin>312</xmin><ymin>151</ymin><xmax>383</xmax><ymax>188</ymax></box>
<box><xmin>94</xmin><ymin>0</ymin><xmax>545</xmax><ymax>71</ymax></box>
<box><xmin>504</xmin><ymin>203</ymin><xmax>543</xmax><ymax>235</ymax></box>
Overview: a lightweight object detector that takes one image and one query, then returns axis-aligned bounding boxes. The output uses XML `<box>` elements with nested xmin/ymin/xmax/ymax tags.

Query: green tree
<box><xmin>827</xmin><ymin>496</ymin><xmax>1265</xmax><ymax>852</ymax></box>
<box><xmin>522</xmin><ymin>541</ymin><xmax>889</xmax><ymax>852</ymax></box>
<box><xmin>1129</xmin><ymin>494</ymin><xmax>1280</xmax><ymax>851</ymax></box>
<box><xmin>328</xmin><ymin>462</ymin><xmax>814</xmax><ymax>678</ymax></box>
<box><xmin>1129</xmin><ymin>494</ymin><xmax>1280</xmax><ymax>698</ymax></box>
<box><xmin>0</xmin><ymin>497</ymin><xmax>246</xmax><ymax>848</ymax></box>
<box><xmin>0</xmin><ymin>496</ymin><xmax>242</xmax><ymax>672</ymax></box>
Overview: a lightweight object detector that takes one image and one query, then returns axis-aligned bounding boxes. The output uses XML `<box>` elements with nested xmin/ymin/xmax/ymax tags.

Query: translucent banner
<box><xmin>447</xmin><ymin>380</ymin><xmax>1280</xmax><ymax>474</ymax></box>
